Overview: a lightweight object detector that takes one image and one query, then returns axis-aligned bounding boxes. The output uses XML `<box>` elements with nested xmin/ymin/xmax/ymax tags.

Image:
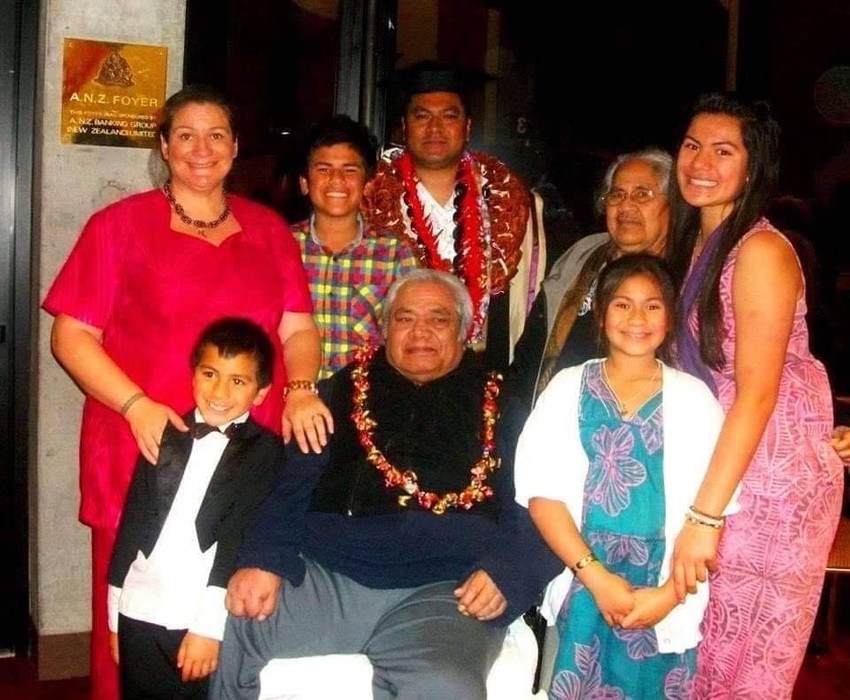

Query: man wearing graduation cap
<box><xmin>362</xmin><ymin>60</ymin><xmax>546</xmax><ymax>373</ymax></box>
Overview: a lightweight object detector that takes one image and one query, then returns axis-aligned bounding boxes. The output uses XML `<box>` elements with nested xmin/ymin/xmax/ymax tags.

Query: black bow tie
<box><xmin>192</xmin><ymin>421</ymin><xmax>242</xmax><ymax>440</ymax></box>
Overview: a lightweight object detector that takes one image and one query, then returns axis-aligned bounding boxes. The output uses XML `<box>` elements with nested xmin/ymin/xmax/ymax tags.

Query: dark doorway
<box><xmin>184</xmin><ymin>0</ymin><xmax>350</xmax><ymax>223</ymax></box>
<box><xmin>0</xmin><ymin>0</ymin><xmax>37</xmax><ymax>655</ymax></box>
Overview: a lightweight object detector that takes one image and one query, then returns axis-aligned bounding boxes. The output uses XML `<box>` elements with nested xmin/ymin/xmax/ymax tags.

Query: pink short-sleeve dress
<box><xmin>43</xmin><ymin>188</ymin><xmax>312</xmax><ymax>530</ymax></box>
<box><xmin>690</xmin><ymin>220</ymin><xmax>844</xmax><ymax>699</ymax></box>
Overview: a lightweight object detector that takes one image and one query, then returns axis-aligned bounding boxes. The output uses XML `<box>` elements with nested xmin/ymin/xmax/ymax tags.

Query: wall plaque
<box><xmin>61</xmin><ymin>38</ymin><xmax>167</xmax><ymax>149</ymax></box>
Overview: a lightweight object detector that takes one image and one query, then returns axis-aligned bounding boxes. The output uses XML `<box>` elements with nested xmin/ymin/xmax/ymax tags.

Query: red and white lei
<box><xmin>362</xmin><ymin>148</ymin><xmax>530</xmax><ymax>342</ymax></box>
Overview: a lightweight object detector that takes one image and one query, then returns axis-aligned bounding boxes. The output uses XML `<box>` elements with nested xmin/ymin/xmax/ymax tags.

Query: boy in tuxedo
<box><xmin>107</xmin><ymin>317</ymin><xmax>284</xmax><ymax>698</ymax></box>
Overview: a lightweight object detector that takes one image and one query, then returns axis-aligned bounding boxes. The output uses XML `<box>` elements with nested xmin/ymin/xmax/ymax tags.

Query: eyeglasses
<box><xmin>601</xmin><ymin>187</ymin><xmax>660</xmax><ymax>207</ymax></box>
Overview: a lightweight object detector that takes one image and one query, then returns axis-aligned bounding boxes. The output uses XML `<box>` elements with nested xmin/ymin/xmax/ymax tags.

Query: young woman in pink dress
<box><xmin>664</xmin><ymin>92</ymin><xmax>845</xmax><ymax>699</ymax></box>
<box><xmin>43</xmin><ymin>85</ymin><xmax>333</xmax><ymax>699</ymax></box>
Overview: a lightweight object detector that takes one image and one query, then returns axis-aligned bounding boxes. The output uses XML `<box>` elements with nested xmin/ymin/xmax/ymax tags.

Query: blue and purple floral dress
<box><xmin>549</xmin><ymin>363</ymin><xmax>694</xmax><ymax>700</ymax></box>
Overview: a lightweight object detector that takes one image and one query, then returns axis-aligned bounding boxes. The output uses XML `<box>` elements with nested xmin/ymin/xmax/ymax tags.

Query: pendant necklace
<box><xmin>602</xmin><ymin>359</ymin><xmax>661</xmax><ymax>417</ymax></box>
<box><xmin>163</xmin><ymin>180</ymin><xmax>231</xmax><ymax>237</ymax></box>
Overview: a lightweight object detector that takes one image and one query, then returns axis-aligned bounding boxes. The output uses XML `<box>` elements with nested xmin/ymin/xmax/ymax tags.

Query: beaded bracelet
<box><xmin>684</xmin><ymin>509</ymin><xmax>724</xmax><ymax>530</ymax></box>
<box><xmin>570</xmin><ymin>552</ymin><xmax>598</xmax><ymax>574</ymax></box>
<box><xmin>120</xmin><ymin>391</ymin><xmax>146</xmax><ymax>416</ymax></box>
<box><xmin>283</xmin><ymin>379</ymin><xmax>319</xmax><ymax>399</ymax></box>
<box><xmin>689</xmin><ymin>504</ymin><xmax>724</xmax><ymax>522</ymax></box>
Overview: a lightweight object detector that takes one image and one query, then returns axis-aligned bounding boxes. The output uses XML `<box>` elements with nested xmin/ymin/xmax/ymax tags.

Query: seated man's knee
<box><xmin>383</xmin><ymin>658</ymin><xmax>488</xmax><ymax>700</ymax></box>
<box><xmin>432</xmin><ymin>662</ymin><xmax>488</xmax><ymax>698</ymax></box>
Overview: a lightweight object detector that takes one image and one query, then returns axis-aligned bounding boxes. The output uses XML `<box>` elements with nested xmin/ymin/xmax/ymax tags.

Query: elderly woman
<box><xmin>508</xmin><ymin>147</ymin><xmax>672</xmax><ymax>411</ymax></box>
<box><xmin>43</xmin><ymin>84</ymin><xmax>330</xmax><ymax>699</ymax></box>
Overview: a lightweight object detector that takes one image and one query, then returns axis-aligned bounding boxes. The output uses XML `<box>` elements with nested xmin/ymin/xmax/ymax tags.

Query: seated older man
<box><xmin>211</xmin><ymin>268</ymin><xmax>561</xmax><ymax>699</ymax></box>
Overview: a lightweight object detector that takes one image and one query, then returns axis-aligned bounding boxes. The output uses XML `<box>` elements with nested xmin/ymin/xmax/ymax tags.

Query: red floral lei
<box><xmin>362</xmin><ymin>149</ymin><xmax>531</xmax><ymax>341</ymax></box>
<box><xmin>396</xmin><ymin>152</ymin><xmax>489</xmax><ymax>338</ymax></box>
<box><xmin>350</xmin><ymin>345</ymin><xmax>502</xmax><ymax>515</ymax></box>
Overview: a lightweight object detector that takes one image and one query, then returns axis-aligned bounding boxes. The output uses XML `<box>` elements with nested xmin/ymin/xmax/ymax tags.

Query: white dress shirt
<box><xmin>416</xmin><ymin>181</ymin><xmax>458</xmax><ymax>262</ymax></box>
<box><xmin>107</xmin><ymin>410</ymin><xmax>248</xmax><ymax>640</ymax></box>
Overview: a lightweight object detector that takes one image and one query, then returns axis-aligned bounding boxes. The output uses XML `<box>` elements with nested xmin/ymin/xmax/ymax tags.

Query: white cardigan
<box><xmin>514</xmin><ymin>359</ymin><xmax>737</xmax><ymax>653</ymax></box>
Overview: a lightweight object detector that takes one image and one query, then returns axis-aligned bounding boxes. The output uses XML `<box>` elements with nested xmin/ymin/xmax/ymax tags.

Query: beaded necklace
<box><xmin>163</xmin><ymin>180</ymin><xmax>231</xmax><ymax>237</ymax></box>
<box><xmin>350</xmin><ymin>345</ymin><xmax>502</xmax><ymax>515</ymax></box>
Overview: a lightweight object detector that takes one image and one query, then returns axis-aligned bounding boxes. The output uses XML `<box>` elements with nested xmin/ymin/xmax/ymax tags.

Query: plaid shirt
<box><xmin>292</xmin><ymin>216</ymin><xmax>419</xmax><ymax>379</ymax></box>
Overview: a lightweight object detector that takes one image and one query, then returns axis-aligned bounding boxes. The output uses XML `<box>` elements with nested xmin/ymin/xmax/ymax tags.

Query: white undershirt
<box><xmin>416</xmin><ymin>181</ymin><xmax>457</xmax><ymax>262</ymax></box>
<box><xmin>107</xmin><ymin>410</ymin><xmax>248</xmax><ymax>640</ymax></box>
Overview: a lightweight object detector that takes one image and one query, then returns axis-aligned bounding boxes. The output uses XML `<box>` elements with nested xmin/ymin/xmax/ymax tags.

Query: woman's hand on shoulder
<box><xmin>277</xmin><ymin>312</ymin><xmax>333</xmax><ymax>453</ymax></box>
<box><xmin>125</xmin><ymin>396</ymin><xmax>188</xmax><ymax>463</ymax></box>
<box><xmin>670</xmin><ymin>522</ymin><xmax>721</xmax><ymax>602</ymax></box>
<box><xmin>282</xmin><ymin>391</ymin><xmax>333</xmax><ymax>454</ymax></box>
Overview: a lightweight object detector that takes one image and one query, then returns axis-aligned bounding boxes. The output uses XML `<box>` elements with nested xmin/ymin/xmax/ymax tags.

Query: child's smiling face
<box><xmin>603</xmin><ymin>273</ymin><xmax>670</xmax><ymax>359</ymax></box>
<box><xmin>192</xmin><ymin>345</ymin><xmax>269</xmax><ymax>427</ymax></box>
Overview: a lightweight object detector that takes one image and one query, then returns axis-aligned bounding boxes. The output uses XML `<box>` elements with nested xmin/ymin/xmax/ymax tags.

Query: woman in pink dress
<box><xmin>664</xmin><ymin>92</ymin><xmax>844</xmax><ymax>698</ymax></box>
<box><xmin>43</xmin><ymin>85</ymin><xmax>332</xmax><ymax>700</ymax></box>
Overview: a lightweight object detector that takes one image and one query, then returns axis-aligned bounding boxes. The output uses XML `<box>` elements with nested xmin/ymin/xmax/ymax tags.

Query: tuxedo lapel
<box><xmin>152</xmin><ymin>425</ymin><xmax>194</xmax><ymax>540</ymax></box>
<box><xmin>203</xmin><ymin>419</ymin><xmax>262</xmax><ymax>499</ymax></box>
<box><xmin>196</xmin><ymin>419</ymin><xmax>262</xmax><ymax>550</ymax></box>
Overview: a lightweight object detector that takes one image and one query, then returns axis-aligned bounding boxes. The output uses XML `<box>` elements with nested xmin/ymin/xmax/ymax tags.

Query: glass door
<box><xmin>185</xmin><ymin>0</ymin><xmax>352</xmax><ymax>222</ymax></box>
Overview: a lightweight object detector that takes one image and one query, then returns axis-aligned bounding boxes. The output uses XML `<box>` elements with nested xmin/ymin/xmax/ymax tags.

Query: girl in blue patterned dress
<box><xmin>514</xmin><ymin>254</ymin><xmax>732</xmax><ymax>699</ymax></box>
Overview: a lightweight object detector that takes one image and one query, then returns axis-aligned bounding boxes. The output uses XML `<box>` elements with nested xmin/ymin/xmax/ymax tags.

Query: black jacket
<box><xmin>109</xmin><ymin>413</ymin><xmax>284</xmax><ymax>590</ymax></box>
<box><xmin>237</xmin><ymin>350</ymin><xmax>563</xmax><ymax>624</ymax></box>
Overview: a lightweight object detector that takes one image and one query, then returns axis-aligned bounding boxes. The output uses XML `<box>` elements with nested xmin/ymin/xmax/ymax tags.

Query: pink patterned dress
<box><xmin>690</xmin><ymin>220</ymin><xmax>844</xmax><ymax>699</ymax></box>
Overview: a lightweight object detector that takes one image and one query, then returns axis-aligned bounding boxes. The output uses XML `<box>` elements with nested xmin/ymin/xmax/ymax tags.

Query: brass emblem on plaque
<box><xmin>95</xmin><ymin>50</ymin><xmax>134</xmax><ymax>88</ymax></box>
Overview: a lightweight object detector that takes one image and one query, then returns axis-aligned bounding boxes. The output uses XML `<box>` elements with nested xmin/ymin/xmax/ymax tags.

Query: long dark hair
<box><xmin>665</xmin><ymin>92</ymin><xmax>780</xmax><ymax>368</ymax></box>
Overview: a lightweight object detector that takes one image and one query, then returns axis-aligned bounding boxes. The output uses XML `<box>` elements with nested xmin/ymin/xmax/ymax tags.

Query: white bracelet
<box><xmin>685</xmin><ymin>507</ymin><xmax>724</xmax><ymax>529</ymax></box>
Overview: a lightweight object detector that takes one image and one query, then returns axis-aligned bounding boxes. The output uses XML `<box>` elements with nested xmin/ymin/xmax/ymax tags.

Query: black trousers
<box><xmin>118</xmin><ymin>614</ymin><xmax>209</xmax><ymax>699</ymax></box>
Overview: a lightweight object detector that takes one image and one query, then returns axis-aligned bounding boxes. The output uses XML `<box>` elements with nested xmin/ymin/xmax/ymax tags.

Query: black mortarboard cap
<box><xmin>394</xmin><ymin>60</ymin><xmax>493</xmax><ymax>99</ymax></box>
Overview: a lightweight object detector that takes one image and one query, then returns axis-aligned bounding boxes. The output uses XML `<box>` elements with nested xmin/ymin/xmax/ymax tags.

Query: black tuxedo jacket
<box><xmin>108</xmin><ymin>412</ymin><xmax>284</xmax><ymax>590</ymax></box>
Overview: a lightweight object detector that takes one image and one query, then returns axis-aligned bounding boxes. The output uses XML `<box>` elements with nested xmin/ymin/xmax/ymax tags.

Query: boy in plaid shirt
<box><xmin>292</xmin><ymin>115</ymin><xmax>418</xmax><ymax>378</ymax></box>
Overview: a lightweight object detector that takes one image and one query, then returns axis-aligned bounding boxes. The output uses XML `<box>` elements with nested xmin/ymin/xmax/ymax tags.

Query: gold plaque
<box><xmin>61</xmin><ymin>38</ymin><xmax>168</xmax><ymax>149</ymax></box>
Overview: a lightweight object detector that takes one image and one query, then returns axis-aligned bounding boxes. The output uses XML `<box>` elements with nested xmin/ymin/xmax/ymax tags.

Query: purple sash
<box><xmin>676</xmin><ymin>226</ymin><xmax>725</xmax><ymax>396</ymax></box>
